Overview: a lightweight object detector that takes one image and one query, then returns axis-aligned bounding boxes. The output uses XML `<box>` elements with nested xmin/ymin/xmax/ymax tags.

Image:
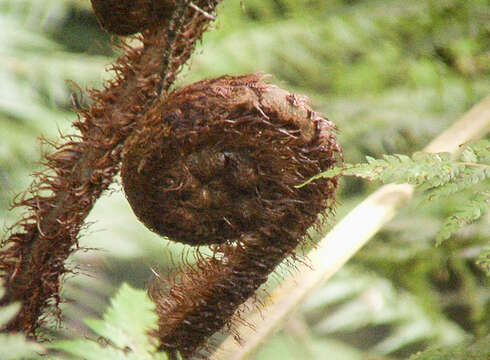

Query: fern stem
<box><xmin>212</xmin><ymin>94</ymin><xmax>490</xmax><ymax>360</ymax></box>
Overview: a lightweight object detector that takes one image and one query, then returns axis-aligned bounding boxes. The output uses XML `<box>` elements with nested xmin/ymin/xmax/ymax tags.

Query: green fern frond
<box><xmin>407</xmin><ymin>334</ymin><xmax>490</xmax><ymax>360</ymax></box>
<box><xmin>463</xmin><ymin>138</ymin><xmax>490</xmax><ymax>163</ymax></box>
<box><xmin>302</xmin><ymin>140</ymin><xmax>489</xmax><ymax>246</ymax></box>
<box><xmin>49</xmin><ymin>283</ymin><xmax>169</xmax><ymax>360</ymax></box>
<box><xmin>303</xmin><ymin>266</ymin><xmax>466</xmax><ymax>356</ymax></box>
<box><xmin>302</xmin><ymin>140</ymin><xmax>489</xmax><ymax>186</ymax></box>
<box><xmin>436</xmin><ymin>190</ymin><xmax>489</xmax><ymax>245</ymax></box>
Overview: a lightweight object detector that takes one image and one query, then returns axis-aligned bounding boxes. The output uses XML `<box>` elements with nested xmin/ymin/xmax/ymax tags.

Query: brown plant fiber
<box><xmin>91</xmin><ymin>0</ymin><xmax>177</xmax><ymax>35</ymax></box>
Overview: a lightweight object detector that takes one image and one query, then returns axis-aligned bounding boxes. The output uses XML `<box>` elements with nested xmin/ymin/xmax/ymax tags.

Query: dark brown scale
<box><xmin>90</xmin><ymin>0</ymin><xmax>176</xmax><ymax>35</ymax></box>
<box><xmin>224</xmin><ymin>152</ymin><xmax>259</xmax><ymax>190</ymax></box>
<box><xmin>187</xmin><ymin>148</ymin><xmax>226</xmax><ymax>182</ymax></box>
<box><xmin>234</xmin><ymin>198</ymin><xmax>261</xmax><ymax>224</ymax></box>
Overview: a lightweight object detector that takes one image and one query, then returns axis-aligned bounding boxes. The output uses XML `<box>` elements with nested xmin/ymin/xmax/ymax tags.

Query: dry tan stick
<box><xmin>212</xmin><ymin>94</ymin><xmax>490</xmax><ymax>360</ymax></box>
<box><xmin>423</xmin><ymin>96</ymin><xmax>490</xmax><ymax>154</ymax></box>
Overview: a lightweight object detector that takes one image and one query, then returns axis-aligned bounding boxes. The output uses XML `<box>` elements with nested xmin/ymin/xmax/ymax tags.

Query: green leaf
<box><xmin>51</xmin><ymin>339</ymin><xmax>131</xmax><ymax>360</ymax></box>
<box><xmin>49</xmin><ymin>283</ymin><xmax>168</xmax><ymax>360</ymax></box>
<box><xmin>407</xmin><ymin>335</ymin><xmax>490</xmax><ymax>360</ymax></box>
<box><xmin>305</xmin><ymin>142</ymin><xmax>489</xmax><ymax>249</ymax></box>
<box><xmin>0</xmin><ymin>334</ymin><xmax>44</xmax><ymax>360</ymax></box>
<box><xmin>436</xmin><ymin>191</ymin><xmax>489</xmax><ymax>245</ymax></box>
<box><xmin>476</xmin><ymin>245</ymin><xmax>490</xmax><ymax>276</ymax></box>
<box><xmin>468</xmin><ymin>139</ymin><xmax>490</xmax><ymax>164</ymax></box>
<box><xmin>296</xmin><ymin>166</ymin><xmax>343</xmax><ymax>187</ymax></box>
<box><xmin>85</xmin><ymin>283</ymin><xmax>159</xmax><ymax>352</ymax></box>
<box><xmin>308</xmin><ymin>267</ymin><xmax>465</xmax><ymax>354</ymax></box>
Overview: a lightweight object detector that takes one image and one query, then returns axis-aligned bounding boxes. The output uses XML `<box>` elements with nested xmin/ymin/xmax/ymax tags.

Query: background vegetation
<box><xmin>0</xmin><ymin>0</ymin><xmax>488</xmax><ymax>359</ymax></box>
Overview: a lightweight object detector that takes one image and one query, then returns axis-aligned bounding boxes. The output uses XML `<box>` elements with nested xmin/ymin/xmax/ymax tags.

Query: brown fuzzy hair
<box><xmin>121</xmin><ymin>73</ymin><xmax>342</xmax><ymax>356</ymax></box>
<box><xmin>91</xmin><ymin>0</ymin><xmax>177</xmax><ymax>35</ymax></box>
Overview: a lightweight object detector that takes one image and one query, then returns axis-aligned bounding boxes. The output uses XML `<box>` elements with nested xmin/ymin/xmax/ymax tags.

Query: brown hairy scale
<box><xmin>121</xmin><ymin>73</ymin><xmax>342</xmax><ymax>355</ymax></box>
<box><xmin>91</xmin><ymin>0</ymin><xmax>177</xmax><ymax>35</ymax></box>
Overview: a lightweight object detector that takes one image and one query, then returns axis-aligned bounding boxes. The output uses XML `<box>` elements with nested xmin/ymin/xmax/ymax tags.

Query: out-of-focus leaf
<box><xmin>407</xmin><ymin>335</ymin><xmax>490</xmax><ymax>360</ymax></box>
<box><xmin>0</xmin><ymin>334</ymin><xmax>45</xmax><ymax>360</ymax></box>
<box><xmin>50</xmin><ymin>283</ymin><xmax>168</xmax><ymax>360</ymax></box>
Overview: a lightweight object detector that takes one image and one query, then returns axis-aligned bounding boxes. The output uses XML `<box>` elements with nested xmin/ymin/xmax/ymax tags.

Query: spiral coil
<box><xmin>121</xmin><ymin>73</ymin><xmax>341</xmax><ymax>246</ymax></box>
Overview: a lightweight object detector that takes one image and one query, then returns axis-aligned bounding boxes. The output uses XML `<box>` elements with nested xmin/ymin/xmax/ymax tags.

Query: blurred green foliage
<box><xmin>49</xmin><ymin>284</ymin><xmax>169</xmax><ymax>360</ymax></box>
<box><xmin>407</xmin><ymin>334</ymin><xmax>490</xmax><ymax>360</ymax></box>
<box><xmin>0</xmin><ymin>0</ymin><xmax>488</xmax><ymax>359</ymax></box>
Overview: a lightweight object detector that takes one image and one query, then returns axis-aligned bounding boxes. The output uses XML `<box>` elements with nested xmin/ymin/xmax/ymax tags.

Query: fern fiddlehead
<box><xmin>90</xmin><ymin>0</ymin><xmax>177</xmax><ymax>35</ymax></box>
<box><xmin>122</xmin><ymin>74</ymin><xmax>341</xmax><ymax>356</ymax></box>
<box><xmin>122</xmin><ymin>73</ymin><xmax>341</xmax><ymax>246</ymax></box>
